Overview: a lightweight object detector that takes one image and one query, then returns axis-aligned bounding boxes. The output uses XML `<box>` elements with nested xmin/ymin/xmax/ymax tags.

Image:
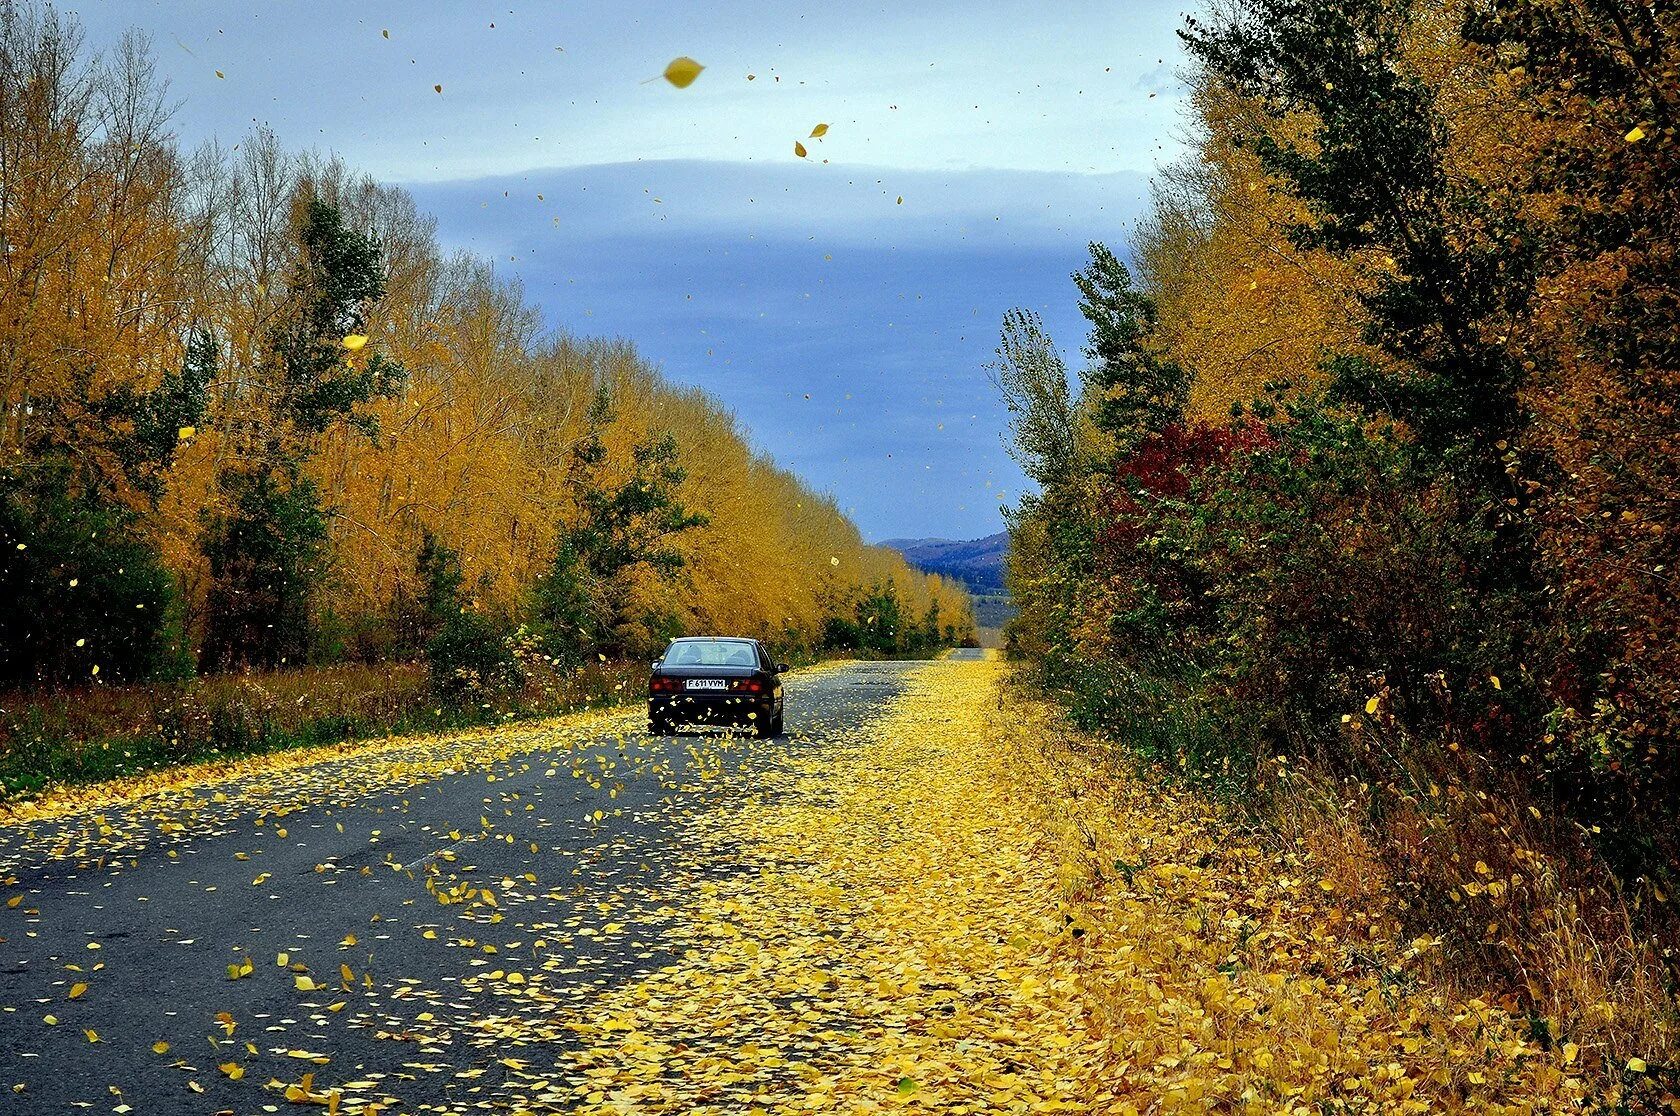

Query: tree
<box><xmin>1073</xmin><ymin>242</ymin><xmax>1189</xmax><ymax>452</ymax></box>
<box><xmin>198</xmin><ymin>469</ymin><xmax>327</xmax><ymax>671</ymax></box>
<box><xmin>1182</xmin><ymin>0</ymin><xmax>1535</xmax><ymax>468</ymax></box>
<box><xmin>988</xmin><ymin>309</ymin><xmax>1079</xmax><ymax>494</ymax></box>
<box><xmin>528</xmin><ymin>388</ymin><xmax>706</xmax><ymax>663</ymax></box>
<box><xmin>199</xmin><ymin>195</ymin><xmax>404</xmax><ymax>669</ymax></box>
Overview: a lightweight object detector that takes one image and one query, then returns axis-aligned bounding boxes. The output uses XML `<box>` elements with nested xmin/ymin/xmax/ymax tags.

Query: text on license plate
<box><xmin>685</xmin><ymin>678</ymin><xmax>728</xmax><ymax>691</ymax></box>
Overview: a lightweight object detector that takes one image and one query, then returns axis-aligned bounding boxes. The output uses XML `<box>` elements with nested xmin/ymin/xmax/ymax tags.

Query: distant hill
<box><xmin>882</xmin><ymin>531</ymin><xmax>1009</xmax><ymax>594</ymax></box>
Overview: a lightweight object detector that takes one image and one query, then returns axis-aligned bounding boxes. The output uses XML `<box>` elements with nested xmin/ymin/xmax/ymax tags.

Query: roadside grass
<box><xmin>0</xmin><ymin>660</ymin><xmax>645</xmax><ymax>805</ymax></box>
<box><xmin>1005</xmin><ymin>667</ymin><xmax>1680</xmax><ymax>1106</ymax></box>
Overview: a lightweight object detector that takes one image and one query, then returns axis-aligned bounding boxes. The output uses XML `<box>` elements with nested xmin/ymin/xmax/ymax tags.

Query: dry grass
<box><xmin>0</xmin><ymin>658</ymin><xmax>645</xmax><ymax>800</ymax></box>
<box><xmin>999</xmin><ymin>669</ymin><xmax>1680</xmax><ymax>1110</ymax></box>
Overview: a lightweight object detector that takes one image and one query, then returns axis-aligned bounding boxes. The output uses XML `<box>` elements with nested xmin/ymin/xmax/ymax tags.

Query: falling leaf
<box><xmin>214</xmin><ymin>70</ymin><xmax>224</xmax><ymax>79</ymax></box>
<box><xmin>342</xmin><ymin>334</ymin><xmax>368</xmax><ymax>351</ymax></box>
<box><xmin>661</xmin><ymin>57</ymin><xmax>705</xmax><ymax>88</ymax></box>
<box><xmin>177</xmin><ymin>425</ymin><xmax>196</xmax><ymax>440</ymax></box>
<box><xmin>809</xmin><ymin>123</ymin><xmax>829</xmax><ymax>138</ymax></box>
<box><xmin>434</xmin><ymin>84</ymin><xmax>443</xmax><ymax>94</ymax></box>
<box><xmin>794</xmin><ymin>141</ymin><xmax>808</xmax><ymax>158</ymax></box>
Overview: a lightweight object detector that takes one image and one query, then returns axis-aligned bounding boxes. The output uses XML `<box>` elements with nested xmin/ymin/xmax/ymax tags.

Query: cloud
<box><xmin>405</xmin><ymin>159</ymin><xmax>1148</xmax><ymax>539</ymax></box>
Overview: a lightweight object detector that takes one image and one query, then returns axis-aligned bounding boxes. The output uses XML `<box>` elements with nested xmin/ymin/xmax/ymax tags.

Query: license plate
<box><xmin>685</xmin><ymin>678</ymin><xmax>727</xmax><ymax>691</ymax></box>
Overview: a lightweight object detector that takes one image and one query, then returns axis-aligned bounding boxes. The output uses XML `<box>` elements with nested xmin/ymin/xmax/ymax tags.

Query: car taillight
<box><xmin>650</xmin><ymin>677</ymin><xmax>678</xmax><ymax>693</ymax></box>
<box><xmin>729</xmin><ymin>679</ymin><xmax>763</xmax><ymax>693</ymax></box>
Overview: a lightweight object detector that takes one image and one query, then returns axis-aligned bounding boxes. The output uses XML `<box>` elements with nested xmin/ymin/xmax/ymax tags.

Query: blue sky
<box><xmin>72</xmin><ymin>1</ymin><xmax>1192</xmax><ymax>539</ymax></box>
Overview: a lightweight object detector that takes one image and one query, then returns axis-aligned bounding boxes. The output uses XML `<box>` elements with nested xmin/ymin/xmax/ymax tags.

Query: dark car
<box><xmin>648</xmin><ymin>636</ymin><xmax>786</xmax><ymax>737</ymax></box>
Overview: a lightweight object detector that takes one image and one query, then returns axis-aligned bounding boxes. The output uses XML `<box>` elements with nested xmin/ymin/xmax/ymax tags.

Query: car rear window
<box><xmin>665</xmin><ymin>641</ymin><xmax>757</xmax><ymax>668</ymax></box>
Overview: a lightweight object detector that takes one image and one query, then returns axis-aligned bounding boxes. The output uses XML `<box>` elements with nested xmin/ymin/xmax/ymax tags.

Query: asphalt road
<box><xmin>0</xmin><ymin>658</ymin><xmax>936</xmax><ymax>1114</ymax></box>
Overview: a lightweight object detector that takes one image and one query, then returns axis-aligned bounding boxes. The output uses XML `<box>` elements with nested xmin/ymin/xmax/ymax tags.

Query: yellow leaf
<box><xmin>1364</xmin><ymin>696</ymin><xmax>1379</xmax><ymax>714</ymax></box>
<box><xmin>1628</xmin><ymin>1057</ymin><xmax>1649</xmax><ymax>1073</ymax></box>
<box><xmin>342</xmin><ymin>334</ymin><xmax>368</xmax><ymax>351</ymax></box>
<box><xmin>793</xmin><ymin>141</ymin><xmax>808</xmax><ymax>158</ymax></box>
<box><xmin>295</xmin><ymin>975</ymin><xmax>318</xmax><ymax>991</ymax></box>
<box><xmin>339</xmin><ymin>933</ymin><xmax>357</xmax><ymax>947</ymax></box>
<box><xmin>219</xmin><ymin>1062</ymin><xmax>244</xmax><ymax>1080</ymax></box>
<box><xmin>152</xmin><ymin>1041</ymin><xmax>170</xmax><ymax>1055</ymax></box>
<box><xmin>68</xmin><ymin>982</ymin><xmax>87</xmax><ymax>999</ymax></box>
<box><xmin>1490</xmin><ymin>675</ymin><xmax>1502</xmax><ymax>690</ymax></box>
<box><xmin>1562</xmin><ymin>1042</ymin><xmax>1578</xmax><ymax>1064</ymax></box>
<box><xmin>1625</xmin><ymin>126</ymin><xmax>1646</xmax><ymax>143</ymax></box>
<box><xmin>661</xmin><ymin>57</ymin><xmax>704</xmax><ymax>89</ymax></box>
<box><xmin>810</xmin><ymin>123</ymin><xmax>829</xmax><ymax>138</ymax></box>
<box><xmin>84</xmin><ymin>1029</ymin><xmax>99</xmax><ymax>1042</ymax></box>
<box><xmin>177</xmin><ymin>426</ymin><xmax>196</xmax><ymax>440</ymax></box>
<box><xmin>215</xmin><ymin>70</ymin><xmax>224</xmax><ymax>80</ymax></box>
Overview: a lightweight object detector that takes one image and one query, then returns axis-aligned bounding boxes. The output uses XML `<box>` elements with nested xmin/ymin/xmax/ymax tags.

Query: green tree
<box><xmin>988</xmin><ymin>309</ymin><xmax>1079</xmax><ymax>494</ymax></box>
<box><xmin>200</xmin><ymin>197</ymin><xmax>405</xmax><ymax>670</ymax></box>
<box><xmin>528</xmin><ymin>388</ymin><xmax>707</xmax><ymax>663</ymax></box>
<box><xmin>1073</xmin><ymin>242</ymin><xmax>1188</xmax><ymax>453</ymax></box>
<box><xmin>1182</xmin><ymin>0</ymin><xmax>1535</xmax><ymax>467</ymax></box>
<box><xmin>0</xmin><ymin>334</ymin><xmax>213</xmax><ymax>685</ymax></box>
<box><xmin>198</xmin><ymin>469</ymin><xmax>327</xmax><ymax>671</ymax></box>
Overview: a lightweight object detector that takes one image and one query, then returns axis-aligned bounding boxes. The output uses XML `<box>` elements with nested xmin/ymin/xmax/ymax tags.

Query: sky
<box><xmin>70</xmin><ymin>1</ymin><xmax>1193</xmax><ymax>541</ymax></box>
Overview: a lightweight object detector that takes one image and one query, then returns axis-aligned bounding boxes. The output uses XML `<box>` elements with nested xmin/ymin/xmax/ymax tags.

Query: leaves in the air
<box><xmin>793</xmin><ymin>141</ymin><xmax>808</xmax><ymax>158</ymax></box>
<box><xmin>659</xmin><ymin>57</ymin><xmax>704</xmax><ymax>88</ymax></box>
<box><xmin>810</xmin><ymin>123</ymin><xmax>829</xmax><ymax>138</ymax></box>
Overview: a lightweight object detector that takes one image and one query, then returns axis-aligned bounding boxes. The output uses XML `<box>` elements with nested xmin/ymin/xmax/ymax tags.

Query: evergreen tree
<box><xmin>200</xmin><ymin>196</ymin><xmax>405</xmax><ymax>670</ymax></box>
<box><xmin>528</xmin><ymin>388</ymin><xmax>707</xmax><ymax>662</ymax></box>
<box><xmin>1073</xmin><ymin>242</ymin><xmax>1188</xmax><ymax>452</ymax></box>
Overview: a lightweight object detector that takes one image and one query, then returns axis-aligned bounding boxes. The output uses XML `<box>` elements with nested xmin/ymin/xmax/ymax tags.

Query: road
<box><xmin>0</xmin><ymin>658</ymin><xmax>943</xmax><ymax>1114</ymax></box>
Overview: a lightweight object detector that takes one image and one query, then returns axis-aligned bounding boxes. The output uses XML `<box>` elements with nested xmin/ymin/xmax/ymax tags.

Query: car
<box><xmin>647</xmin><ymin>636</ymin><xmax>786</xmax><ymax>737</ymax></box>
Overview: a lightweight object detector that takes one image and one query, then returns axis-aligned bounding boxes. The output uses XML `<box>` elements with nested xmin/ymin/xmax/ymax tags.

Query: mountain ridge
<box><xmin>881</xmin><ymin>531</ymin><xmax>1009</xmax><ymax>595</ymax></box>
